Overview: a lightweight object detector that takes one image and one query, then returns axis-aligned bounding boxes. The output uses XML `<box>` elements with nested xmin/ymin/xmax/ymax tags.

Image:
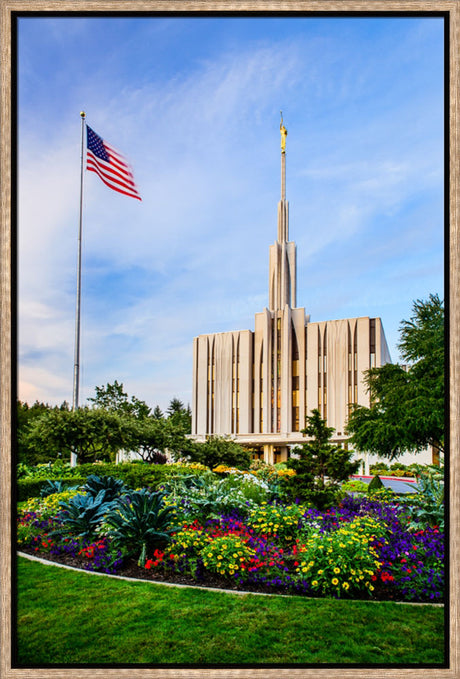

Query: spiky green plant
<box><xmin>56</xmin><ymin>490</ymin><xmax>113</xmax><ymax>539</ymax></box>
<box><xmin>104</xmin><ymin>489</ymin><xmax>177</xmax><ymax>566</ymax></box>
<box><xmin>83</xmin><ymin>474</ymin><xmax>127</xmax><ymax>502</ymax></box>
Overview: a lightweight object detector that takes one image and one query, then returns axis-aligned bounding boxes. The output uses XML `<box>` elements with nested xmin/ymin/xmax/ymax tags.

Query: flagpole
<box><xmin>71</xmin><ymin>111</ymin><xmax>86</xmax><ymax>466</ymax></box>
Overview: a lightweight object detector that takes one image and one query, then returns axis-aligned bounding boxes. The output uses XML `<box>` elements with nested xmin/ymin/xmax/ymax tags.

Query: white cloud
<box><xmin>17</xmin><ymin>17</ymin><xmax>444</xmax><ymax>410</ymax></box>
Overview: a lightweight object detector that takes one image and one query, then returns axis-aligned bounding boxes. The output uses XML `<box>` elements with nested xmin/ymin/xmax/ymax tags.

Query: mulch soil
<box><xmin>19</xmin><ymin>545</ymin><xmax>404</xmax><ymax>601</ymax></box>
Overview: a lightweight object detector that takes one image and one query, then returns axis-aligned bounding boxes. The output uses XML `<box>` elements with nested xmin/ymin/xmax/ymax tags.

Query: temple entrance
<box><xmin>263</xmin><ymin>444</ymin><xmax>288</xmax><ymax>465</ymax></box>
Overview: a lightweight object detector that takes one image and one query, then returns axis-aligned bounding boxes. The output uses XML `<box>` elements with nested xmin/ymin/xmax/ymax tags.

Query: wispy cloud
<box><xmin>17</xmin><ymin>16</ymin><xmax>444</xmax><ymax>409</ymax></box>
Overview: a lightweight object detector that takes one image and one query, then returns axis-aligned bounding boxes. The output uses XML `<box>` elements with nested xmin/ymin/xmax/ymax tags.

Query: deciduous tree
<box><xmin>346</xmin><ymin>294</ymin><xmax>444</xmax><ymax>459</ymax></box>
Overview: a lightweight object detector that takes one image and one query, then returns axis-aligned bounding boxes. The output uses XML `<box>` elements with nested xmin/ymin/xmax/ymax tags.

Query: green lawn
<box><xmin>15</xmin><ymin>556</ymin><xmax>446</xmax><ymax>666</ymax></box>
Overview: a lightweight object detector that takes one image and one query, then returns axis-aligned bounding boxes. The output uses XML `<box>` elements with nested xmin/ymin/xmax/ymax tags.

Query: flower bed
<box><xmin>17</xmin><ymin>487</ymin><xmax>444</xmax><ymax>603</ymax></box>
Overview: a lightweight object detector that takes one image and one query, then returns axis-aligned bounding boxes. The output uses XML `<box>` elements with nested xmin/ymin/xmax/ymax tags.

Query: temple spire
<box><xmin>269</xmin><ymin>113</ymin><xmax>297</xmax><ymax>311</ymax></box>
<box><xmin>278</xmin><ymin>112</ymin><xmax>288</xmax><ymax>242</ymax></box>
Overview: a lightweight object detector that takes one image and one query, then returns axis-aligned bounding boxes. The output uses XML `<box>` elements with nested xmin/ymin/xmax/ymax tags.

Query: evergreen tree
<box><xmin>166</xmin><ymin>397</ymin><xmax>191</xmax><ymax>433</ymax></box>
<box><xmin>287</xmin><ymin>409</ymin><xmax>360</xmax><ymax>509</ymax></box>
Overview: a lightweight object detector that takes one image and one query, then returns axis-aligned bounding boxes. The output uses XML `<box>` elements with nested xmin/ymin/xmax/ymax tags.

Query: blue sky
<box><xmin>17</xmin><ymin>14</ymin><xmax>445</xmax><ymax>412</ymax></box>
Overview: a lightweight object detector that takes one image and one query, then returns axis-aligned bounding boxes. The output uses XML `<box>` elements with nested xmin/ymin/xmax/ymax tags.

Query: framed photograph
<box><xmin>1</xmin><ymin>2</ymin><xmax>457</xmax><ymax>677</ymax></box>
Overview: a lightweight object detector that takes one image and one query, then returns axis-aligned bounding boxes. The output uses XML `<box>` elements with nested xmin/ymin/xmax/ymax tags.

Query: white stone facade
<box><xmin>191</xmin><ymin>131</ymin><xmax>430</xmax><ymax>466</ymax></box>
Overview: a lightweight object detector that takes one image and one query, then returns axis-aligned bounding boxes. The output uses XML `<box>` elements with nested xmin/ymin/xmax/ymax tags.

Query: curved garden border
<box><xmin>17</xmin><ymin>551</ymin><xmax>444</xmax><ymax>606</ymax></box>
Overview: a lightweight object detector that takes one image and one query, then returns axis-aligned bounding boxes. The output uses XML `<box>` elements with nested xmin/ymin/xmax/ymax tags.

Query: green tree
<box><xmin>185</xmin><ymin>435</ymin><xmax>251</xmax><ymax>470</ymax></box>
<box><xmin>347</xmin><ymin>294</ymin><xmax>444</xmax><ymax>459</ymax></box>
<box><xmin>23</xmin><ymin>407</ymin><xmax>130</xmax><ymax>464</ymax></box>
<box><xmin>287</xmin><ymin>409</ymin><xmax>360</xmax><ymax>509</ymax></box>
<box><xmin>127</xmin><ymin>418</ymin><xmax>189</xmax><ymax>464</ymax></box>
<box><xmin>152</xmin><ymin>405</ymin><xmax>164</xmax><ymax>420</ymax></box>
<box><xmin>88</xmin><ymin>380</ymin><xmax>151</xmax><ymax>419</ymax></box>
<box><xmin>16</xmin><ymin>400</ymin><xmax>69</xmax><ymax>464</ymax></box>
<box><xmin>166</xmin><ymin>397</ymin><xmax>191</xmax><ymax>434</ymax></box>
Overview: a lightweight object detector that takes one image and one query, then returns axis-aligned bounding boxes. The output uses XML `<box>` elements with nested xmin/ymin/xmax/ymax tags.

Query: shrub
<box><xmin>17</xmin><ymin>477</ymin><xmax>87</xmax><ymax>501</ymax></box>
<box><xmin>341</xmin><ymin>479</ymin><xmax>369</xmax><ymax>494</ymax></box>
<box><xmin>367</xmin><ymin>475</ymin><xmax>385</xmax><ymax>492</ymax></box>
<box><xmin>402</xmin><ymin>465</ymin><xmax>444</xmax><ymax>530</ymax></box>
<box><xmin>185</xmin><ymin>436</ymin><xmax>251</xmax><ymax>470</ymax></box>
<box><xmin>252</xmin><ymin>465</ymin><xmax>297</xmax><ymax>502</ymax></box>
<box><xmin>293</xmin><ymin>516</ymin><xmax>384</xmax><ymax>598</ymax></box>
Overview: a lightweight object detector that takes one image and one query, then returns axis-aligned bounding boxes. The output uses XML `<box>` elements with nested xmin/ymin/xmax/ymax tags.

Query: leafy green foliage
<box><xmin>287</xmin><ymin>409</ymin><xmax>360</xmax><ymax>509</ymax></box>
<box><xmin>126</xmin><ymin>417</ymin><xmax>185</xmax><ymax>464</ymax></box>
<box><xmin>88</xmin><ymin>380</ymin><xmax>151</xmax><ymax>419</ymax></box>
<box><xmin>367</xmin><ymin>475</ymin><xmax>385</xmax><ymax>492</ymax></box>
<box><xmin>16</xmin><ymin>400</ymin><xmax>70</xmax><ymax>464</ymax></box>
<box><xmin>186</xmin><ymin>435</ymin><xmax>251</xmax><ymax>470</ymax></box>
<box><xmin>401</xmin><ymin>465</ymin><xmax>444</xmax><ymax>530</ymax></box>
<box><xmin>166</xmin><ymin>398</ymin><xmax>191</xmax><ymax>433</ymax></box>
<box><xmin>105</xmin><ymin>490</ymin><xmax>176</xmax><ymax>566</ymax></box>
<box><xmin>17</xmin><ymin>477</ymin><xmax>87</xmax><ymax>501</ymax></box>
<box><xmin>294</xmin><ymin>516</ymin><xmax>385</xmax><ymax>598</ymax></box>
<box><xmin>56</xmin><ymin>491</ymin><xmax>112</xmax><ymax>539</ymax></box>
<box><xmin>160</xmin><ymin>471</ymin><xmax>266</xmax><ymax>522</ymax></box>
<box><xmin>341</xmin><ymin>479</ymin><xmax>369</xmax><ymax>494</ymax></box>
<box><xmin>23</xmin><ymin>407</ymin><xmax>130</xmax><ymax>464</ymax></box>
<box><xmin>83</xmin><ymin>475</ymin><xmax>127</xmax><ymax>502</ymax></box>
<box><xmin>347</xmin><ymin>294</ymin><xmax>444</xmax><ymax>459</ymax></box>
<box><xmin>40</xmin><ymin>479</ymin><xmax>74</xmax><ymax>498</ymax></box>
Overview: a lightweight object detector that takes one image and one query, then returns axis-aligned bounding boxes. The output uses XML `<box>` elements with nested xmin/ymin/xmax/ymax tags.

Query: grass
<box><xmin>15</xmin><ymin>556</ymin><xmax>446</xmax><ymax>666</ymax></box>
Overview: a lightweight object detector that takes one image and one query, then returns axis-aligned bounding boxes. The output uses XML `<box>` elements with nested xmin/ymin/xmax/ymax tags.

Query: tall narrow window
<box><xmin>317</xmin><ymin>327</ymin><xmax>322</xmax><ymax>408</ymax></box>
<box><xmin>323</xmin><ymin>326</ymin><xmax>327</xmax><ymax>420</ymax></box>
<box><xmin>236</xmin><ymin>344</ymin><xmax>240</xmax><ymax>433</ymax></box>
<box><xmin>370</xmin><ymin>318</ymin><xmax>376</xmax><ymax>369</ymax></box>
<box><xmin>277</xmin><ymin>318</ymin><xmax>281</xmax><ymax>432</ymax></box>
<box><xmin>348</xmin><ymin>323</ymin><xmax>353</xmax><ymax>414</ymax></box>
<box><xmin>260</xmin><ymin>343</ymin><xmax>264</xmax><ymax>432</ymax></box>
<box><xmin>210</xmin><ymin>342</ymin><xmax>215</xmax><ymax>434</ymax></box>
<box><xmin>353</xmin><ymin>324</ymin><xmax>358</xmax><ymax>405</ymax></box>
<box><xmin>292</xmin><ymin>323</ymin><xmax>300</xmax><ymax>431</ymax></box>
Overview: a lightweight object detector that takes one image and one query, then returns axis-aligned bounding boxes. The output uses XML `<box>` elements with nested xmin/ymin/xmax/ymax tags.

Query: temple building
<box><xmin>191</xmin><ymin>119</ymin><xmax>392</xmax><ymax>465</ymax></box>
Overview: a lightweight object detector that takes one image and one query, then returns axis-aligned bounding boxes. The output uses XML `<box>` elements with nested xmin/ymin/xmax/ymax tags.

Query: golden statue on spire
<box><xmin>280</xmin><ymin>111</ymin><xmax>287</xmax><ymax>153</ymax></box>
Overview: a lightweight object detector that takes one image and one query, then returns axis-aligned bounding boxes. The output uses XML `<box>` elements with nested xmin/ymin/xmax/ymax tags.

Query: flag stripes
<box><xmin>86</xmin><ymin>125</ymin><xmax>141</xmax><ymax>201</ymax></box>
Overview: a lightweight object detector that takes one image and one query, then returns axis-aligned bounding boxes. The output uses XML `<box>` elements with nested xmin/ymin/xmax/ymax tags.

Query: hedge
<box><xmin>16</xmin><ymin>462</ymin><xmax>207</xmax><ymax>500</ymax></box>
<box><xmin>16</xmin><ymin>477</ymin><xmax>87</xmax><ymax>502</ymax></box>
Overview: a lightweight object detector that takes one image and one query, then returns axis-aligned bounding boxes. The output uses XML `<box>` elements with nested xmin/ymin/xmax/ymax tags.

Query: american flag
<box><xmin>86</xmin><ymin>125</ymin><xmax>141</xmax><ymax>201</ymax></box>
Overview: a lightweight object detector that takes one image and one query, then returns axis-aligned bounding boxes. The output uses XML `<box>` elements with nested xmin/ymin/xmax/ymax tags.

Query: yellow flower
<box><xmin>332</xmin><ymin>578</ymin><xmax>339</xmax><ymax>586</ymax></box>
<box><xmin>312</xmin><ymin>580</ymin><xmax>319</xmax><ymax>587</ymax></box>
<box><xmin>342</xmin><ymin>582</ymin><xmax>350</xmax><ymax>590</ymax></box>
<box><xmin>333</xmin><ymin>567</ymin><xmax>340</xmax><ymax>574</ymax></box>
